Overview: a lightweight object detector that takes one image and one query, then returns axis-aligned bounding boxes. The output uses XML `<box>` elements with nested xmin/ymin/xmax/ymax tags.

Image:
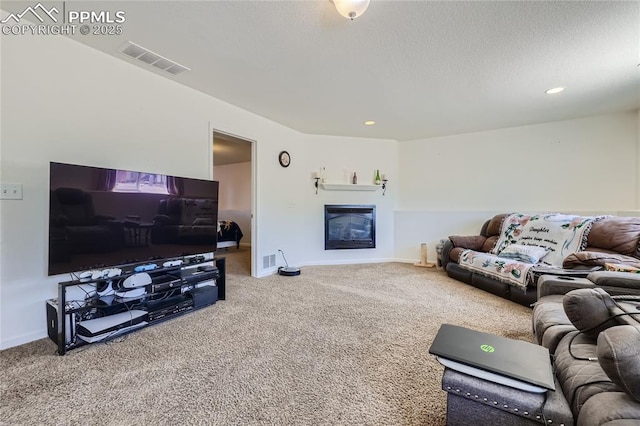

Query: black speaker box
<box><xmin>215</xmin><ymin>257</ymin><xmax>226</xmax><ymax>300</ymax></box>
<box><xmin>190</xmin><ymin>285</ymin><xmax>218</xmax><ymax>309</ymax></box>
<box><xmin>46</xmin><ymin>299</ymin><xmax>75</xmax><ymax>345</ymax></box>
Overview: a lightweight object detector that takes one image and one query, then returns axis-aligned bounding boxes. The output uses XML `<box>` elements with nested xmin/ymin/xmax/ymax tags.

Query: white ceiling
<box><xmin>24</xmin><ymin>1</ymin><xmax>640</xmax><ymax>140</ymax></box>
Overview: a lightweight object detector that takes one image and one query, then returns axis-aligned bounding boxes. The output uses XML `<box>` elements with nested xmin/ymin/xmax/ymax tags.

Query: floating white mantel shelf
<box><xmin>320</xmin><ymin>183</ymin><xmax>380</xmax><ymax>191</ymax></box>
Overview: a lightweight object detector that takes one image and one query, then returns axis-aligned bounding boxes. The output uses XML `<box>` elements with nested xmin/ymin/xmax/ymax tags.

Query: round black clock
<box><xmin>278</xmin><ymin>150</ymin><xmax>290</xmax><ymax>167</ymax></box>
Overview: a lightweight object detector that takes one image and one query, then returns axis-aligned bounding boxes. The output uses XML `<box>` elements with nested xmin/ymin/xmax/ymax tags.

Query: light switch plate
<box><xmin>1</xmin><ymin>183</ymin><xmax>23</xmax><ymax>200</ymax></box>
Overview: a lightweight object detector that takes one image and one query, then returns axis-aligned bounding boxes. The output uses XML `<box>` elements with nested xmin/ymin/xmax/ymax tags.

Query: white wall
<box><xmin>0</xmin><ymin>31</ymin><xmax>399</xmax><ymax>349</ymax></box>
<box><xmin>395</xmin><ymin>112</ymin><xmax>639</xmax><ymax>262</ymax></box>
<box><xmin>215</xmin><ymin>162</ymin><xmax>252</xmax><ymax>211</ymax></box>
<box><xmin>1</xmin><ymin>30</ymin><xmax>638</xmax><ymax>351</ymax></box>
<box><xmin>299</xmin><ymin>134</ymin><xmax>398</xmax><ymax>266</ymax></box>
<box><xmin>0</xmin><ymin>31</ymin><xmax>308</xmax><ymax>349</ymax></box>
<box><xmin>215</xmin><ymin>161</ymin><xmax>252</xmax><ymax>244</ymax></box>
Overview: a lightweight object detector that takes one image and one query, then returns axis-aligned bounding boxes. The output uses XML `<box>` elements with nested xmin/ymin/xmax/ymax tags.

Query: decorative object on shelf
<box><xmin>331</xmin><ymin>0</ymin><xmax>370</xmax><ymax>20</ymax></box>
<box><xmin>382</xmin><ymin>174</ymin><xmax>389</xmax><ymax>195</ymax></box>
<box><xmin>313</xmin><ymin>172</ymin><xmax>320</xmax><ymax>194</ymax></box>
<box><xmin>278</xmin><ymin>151</ymin><xmax>290</xmax><ymax>168</ymax></box>
<box><xmin>313</xmin><ymin>168</ymin><xmax>387</xmax><ymax>193</ymax></box>
<box><xmin>414</xmin><ymin>243</ymin><xmax>435</xmax><ymax>268</ymax></box>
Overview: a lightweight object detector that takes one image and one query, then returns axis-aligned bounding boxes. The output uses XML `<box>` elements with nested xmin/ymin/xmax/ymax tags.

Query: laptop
<box><xmin>429</xmin><ymin>324</ymin><xmax>555</xmax><ymax>392</ymax></box>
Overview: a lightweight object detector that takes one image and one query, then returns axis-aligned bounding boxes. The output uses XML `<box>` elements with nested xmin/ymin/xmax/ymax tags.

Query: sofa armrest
<box><xmin>586</xmin><ymin>271</ymin><xmax>640</xmax><ymax>296</ymax></box>
<box><xmin>441</xmin><ymin>239</ymin><xmax>455</xmax><ymax>268</ymax></box>
<box><xmin>442</xmin><ymin>235</ymin><xmax>489</xmax><ymax>268</ymax></box>
<box><xmin>448</xmin><ymin>235</ymin><xmax>487</xmax><ymax>251</ymax></box>
<box><xmin>537</xmin><ymin>275</ymin><xmax>596</xmax><ymax>299</ymax></box>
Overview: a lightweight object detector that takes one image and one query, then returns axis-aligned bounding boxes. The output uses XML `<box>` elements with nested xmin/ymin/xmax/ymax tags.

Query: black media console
<box><xmin>46</xmin><ymin>256</ymin><xmax>226</xmax><ymax>355</ymax></box>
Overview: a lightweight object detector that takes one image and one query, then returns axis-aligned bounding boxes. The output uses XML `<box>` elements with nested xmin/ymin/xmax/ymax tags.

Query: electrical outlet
<box><xmin>1</xmin><ymin>183</ymin><xmax>23</xmax><ymax>200</ymax></box>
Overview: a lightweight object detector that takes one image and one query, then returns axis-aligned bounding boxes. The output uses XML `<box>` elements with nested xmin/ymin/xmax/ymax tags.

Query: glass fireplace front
<box><xmin>324</xmin><ymin>204</ymin><xmax>376</xmax><ymax>250</ymax></box>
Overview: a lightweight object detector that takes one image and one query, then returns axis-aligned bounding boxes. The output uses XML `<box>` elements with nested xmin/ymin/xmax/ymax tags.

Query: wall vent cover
<box><xmin>118</xmin><ymin>41</ymin><xmax>191</xmax><ymax>76</ymax></box>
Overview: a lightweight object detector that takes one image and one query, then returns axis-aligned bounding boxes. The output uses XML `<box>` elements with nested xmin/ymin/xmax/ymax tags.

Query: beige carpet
<box><xmin>0</xmin><ymin>247</ymin><xmax>533</xmax><ymax>425</ymax></box>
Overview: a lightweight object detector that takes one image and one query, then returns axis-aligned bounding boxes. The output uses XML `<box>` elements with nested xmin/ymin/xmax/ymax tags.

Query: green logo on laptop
<box><xmin>481</xmin><ymin>344</ymin><xmax>495</xmax><ymax>353</ymax></box>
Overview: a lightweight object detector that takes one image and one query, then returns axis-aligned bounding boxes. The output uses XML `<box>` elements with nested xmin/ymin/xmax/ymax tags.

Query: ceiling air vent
<box><xmin>119</xmin><ymin>41</ymin><xmax>191</xmax><ymax>76</ymax></box>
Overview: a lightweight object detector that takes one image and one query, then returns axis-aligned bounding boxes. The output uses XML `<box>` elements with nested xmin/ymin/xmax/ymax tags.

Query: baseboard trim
<box><xmin>301</xmin><ymin>258</ymin><xmax>395</xmax><ymax>267</ymax></box>
<box><xmin>1</xmin><ymin>330</ymin><xmax>48</xmax><ymax>351</ymax></box>
<box><xmin>256</xmin><ymin>258</ymin><xmax>440</xmax><ymax>278</ymax></box>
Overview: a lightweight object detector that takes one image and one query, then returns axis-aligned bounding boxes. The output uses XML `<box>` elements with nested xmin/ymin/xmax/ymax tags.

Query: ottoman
<box><xmin>441</xmin><ymin>368</ymin><xmax>573</xmax><ymax>426</ymax></box>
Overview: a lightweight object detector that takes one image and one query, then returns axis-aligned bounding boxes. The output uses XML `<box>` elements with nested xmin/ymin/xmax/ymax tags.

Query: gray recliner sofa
<box><xmin>439</xmin><ymin>273</ymin><xmax>640</xmax><ymax>425</ymax></box>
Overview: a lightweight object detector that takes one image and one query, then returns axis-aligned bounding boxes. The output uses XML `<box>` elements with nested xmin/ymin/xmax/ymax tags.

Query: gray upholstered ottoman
<box><xmin>441</xmin><ymin>368</ymin><xmax>573</xmax><ymax>426</ymax></box>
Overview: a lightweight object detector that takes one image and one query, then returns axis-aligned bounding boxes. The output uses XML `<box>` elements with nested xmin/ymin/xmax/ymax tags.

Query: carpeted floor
<box><xmin>0</xmin><ymin>247</ymin><xmax>533</xmax><ymax>425</ymax></box>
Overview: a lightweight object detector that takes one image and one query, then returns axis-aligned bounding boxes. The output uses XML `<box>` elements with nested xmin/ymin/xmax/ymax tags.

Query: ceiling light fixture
<box><xmin>364</xmin><ymin>120</ymin><xmax>375</xmax><ymax>126</ymax></box>
<box><xmin>331</xmin><ymin>0</ymin><xmax>370</xmax><ymax>20</ymax></box>
<box><xmin>545</xmin><ymin>87</ymin><xmax>565</xmax><ymax>95</ymax></box>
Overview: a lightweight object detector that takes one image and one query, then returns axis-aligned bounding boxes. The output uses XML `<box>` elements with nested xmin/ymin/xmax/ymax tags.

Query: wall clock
<box><xmin>278</xmin><ymin>151</ymin><xmax>291</xmax><ymax>168</ymax></box>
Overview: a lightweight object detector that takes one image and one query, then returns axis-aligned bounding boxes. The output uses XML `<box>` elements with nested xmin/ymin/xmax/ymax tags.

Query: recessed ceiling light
<box><xmin>364</xmin><ymin>120</ymin><xmax>375</xmax><ymax>126</ymax></box>
<box><xmin>545</xmin><ymin>87</ymin><xmax>565</xmax><ymax>95</ymax></box>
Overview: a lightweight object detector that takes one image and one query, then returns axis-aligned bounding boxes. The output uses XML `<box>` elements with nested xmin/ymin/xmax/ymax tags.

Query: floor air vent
<box><xmin>119</xmin><ymin>41</ymin><xmax>191</xmax><ymax>76</ymax></box>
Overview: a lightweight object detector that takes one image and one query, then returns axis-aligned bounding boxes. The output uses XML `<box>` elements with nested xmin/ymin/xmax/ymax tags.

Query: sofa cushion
<box><xmin>449</xmin><ymin>235</ymin><xmax>486</xmax><ymax>251</ymax></box>
<box><xmin>564</xmin><ymin>251</ymin><xmax>640</xmax><ymax>269</ymax></box>
<box><xmin>597</xmin><ymin>326</ymin><xmax>640</xmax><ymax>402</ymax></box>
<box><xmin>481</xmin><ymin>235</ymin><xmax>498</xmax><ymax>253</ymax></box>
<box><xmin>484</xmin><ymin>214</ymin><xmax>507</xmax><ymax>237</ymax></box>
<box><xmin>578</xmin><ymin>392</ymin><xmax>640</xmax><ymax>426</ymax></box>
<box><xmin>588</xmin><ymin>217</ymin><xmax>640</xmax><ymax>257</ymax></box>
<box><xmin>459</xmin><ymin>250</ymin><xmax>533</xmax><ymax>291</ymax></box>
<box><xmin>554</xmin><ymin>331</ymin><xmax>619</xmax><ymax>416</ymax></box>
<box><xmin>498</xmin><ymin>244</ymin><xmax>549</xmax><ymax>264</ymax></box>
<box><xmin>563</xmin><ymin>288</ymin><xmax>620</xmax><ymax>340</ymax></box>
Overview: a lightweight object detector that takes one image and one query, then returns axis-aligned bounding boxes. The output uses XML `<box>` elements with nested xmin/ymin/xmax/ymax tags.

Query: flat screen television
<box><xmin>48</xmin><ymin>161</ymin><xmax>219</xmax><ymax>276</ymax></box>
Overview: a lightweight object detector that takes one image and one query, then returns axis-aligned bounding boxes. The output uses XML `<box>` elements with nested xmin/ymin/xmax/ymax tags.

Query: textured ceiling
<box><xmin>17</xmin><ymin>1</ymin><xmax>640</xmax><ymax>141</ymax></box>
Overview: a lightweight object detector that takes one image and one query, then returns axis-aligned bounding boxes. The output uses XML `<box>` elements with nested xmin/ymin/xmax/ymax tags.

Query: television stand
<box><xmin>46</xmin><ymin>256</ymin><xmax>226</xmax><ymax>355</ymax></box>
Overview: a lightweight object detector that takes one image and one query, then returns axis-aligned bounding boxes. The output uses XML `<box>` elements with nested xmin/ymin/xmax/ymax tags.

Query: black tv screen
<box><xmin>48</xmin><ymin>162</ymin><xmax>219</xmax><ymax>276</ymax></box>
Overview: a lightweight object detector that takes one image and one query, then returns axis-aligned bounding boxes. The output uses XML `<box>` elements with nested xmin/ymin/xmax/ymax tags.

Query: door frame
<box><xmin>209</xmin><ymin>124</ymin><xmax>257</xmax><ymax>277</ymax></box>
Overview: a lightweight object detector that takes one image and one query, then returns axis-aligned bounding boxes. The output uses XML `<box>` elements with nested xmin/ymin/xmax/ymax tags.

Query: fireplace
<box><xmin>324</xmin><ymin>205</ymin><xmax>376</xmax><ymax>250</ymax></box>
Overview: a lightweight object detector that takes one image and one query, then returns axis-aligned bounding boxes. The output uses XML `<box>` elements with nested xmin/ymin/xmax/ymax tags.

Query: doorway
<box><xmin>212</xmin><ymin>131</ymin><xmax>254</xmax><ymax>276</ymax></box>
